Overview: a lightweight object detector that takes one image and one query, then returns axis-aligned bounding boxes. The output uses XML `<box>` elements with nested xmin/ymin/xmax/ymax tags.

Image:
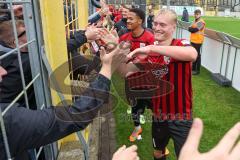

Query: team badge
<box><xmin>181</xmin><ymin>40</ymin><xmax>190</xmax><ymax>46</ymax></box>
<box><xmin>164</xmin><ymin>56</ymin><xmax>171</xmax><ymax>64</ymax></box>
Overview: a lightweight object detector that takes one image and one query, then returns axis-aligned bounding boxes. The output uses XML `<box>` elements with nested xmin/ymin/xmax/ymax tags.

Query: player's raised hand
<box><xmin>127</xmin><ymin>45</ymin><xmax>153</xmax><ymax>60</ymax></box>
<box><xmin>99</xmin><ymin>42</ymin><xmax>130</xmax><ymax>76</ymax></box>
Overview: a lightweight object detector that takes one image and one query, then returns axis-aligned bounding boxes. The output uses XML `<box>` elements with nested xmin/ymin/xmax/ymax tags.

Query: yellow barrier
<box><xmin>78</xmin><ymin>0</ymin><xmax>89</xmax><ymax>29</ymax></box>
<box><xmin>39</xmin><ymin>0</ymin><xmax>90</xmax><ymax>146</ymax></box>
<box><xmin>78</xmin><ymin>0</ymin><xmax>91</xmax><ymax>144</ymax></box>
<box><xmin>205</xmin><ymin>11</ymin><xmax>217</xmax><ymax>16</ymax></box>
<box><xmin>39</xmin><ymin>0</ymin><xmax>76</xmax><ymax>145</ymax></box>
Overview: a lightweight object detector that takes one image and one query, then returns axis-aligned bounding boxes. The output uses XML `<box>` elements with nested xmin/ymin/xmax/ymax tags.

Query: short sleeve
<box><xmin>178</xmin><ymin>39</ymin><xmax>191</xmax><ymax>47</ymax></box>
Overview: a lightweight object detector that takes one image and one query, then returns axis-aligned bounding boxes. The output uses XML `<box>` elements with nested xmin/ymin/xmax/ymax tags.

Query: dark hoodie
<box><xmin>114</xmin><ymin>18</ymin><xmax>128</xmax><ymax>33</ymax></box>
<box><xmin>0</xmin><ymin>44</ymin><xmax>36</xmax><ymax>108</ymax></box>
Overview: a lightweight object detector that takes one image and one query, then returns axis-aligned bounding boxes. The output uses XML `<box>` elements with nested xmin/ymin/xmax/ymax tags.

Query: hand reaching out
<box><xmin>179</xmin><ymin>118</ymin><xmax>240</xmax><ymax>160</ymax></box>
<box><xmin>99</xmin><ymin>41</ymin><xmax>130</xmax><ymax>79</ymax></box>
<box><xmin>127</xmin><ymin>45</ymin><xmax>153</xmax><ymax>61</ymax></box>
<box><xmin>99</xmin><ymin>0</ymin><xmax>111</xmax><ymax>16</ymax></box>
<box><xmin>112</xmin><ymin>145</ymin><xmax>139</xmax><ymax>160</ymax></box>
<box><xmin>110</xmin><ymin>27</ymin><xmax>118</xmax><ymax>38</ymax></box>
<box><xmin>100</xmin><ymin>0</ymin><xmax>107</xmax><ymax>8</ymax></box>
<box><xmin>100</xmin><ymin>27</ymin><xmax>119</xmax><ymax>46</ymax></box>
<box><xmin>85</xmin><ymin>24</ymin><xmax>107</xmax><ymax>42</ymax></box>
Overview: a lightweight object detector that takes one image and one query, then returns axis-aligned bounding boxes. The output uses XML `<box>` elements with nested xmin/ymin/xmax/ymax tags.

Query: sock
<box><xmin>135</xmin><ymin>125</ymin><xmax>141</xmax><ymax>130</ymax></box>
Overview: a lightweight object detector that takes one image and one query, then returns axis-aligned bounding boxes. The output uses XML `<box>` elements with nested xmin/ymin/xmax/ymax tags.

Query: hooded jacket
<box><xmin>0</xmin><ymin>44</ymin><xmax>36</xmax><ymax>108</ymax></box>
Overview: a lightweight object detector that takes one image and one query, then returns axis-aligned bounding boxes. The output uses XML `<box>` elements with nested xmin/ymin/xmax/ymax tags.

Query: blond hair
<box><xmin>156</xmin><ymin>8</ymin><xmax>177</xmax><ymax>24</ymax></box>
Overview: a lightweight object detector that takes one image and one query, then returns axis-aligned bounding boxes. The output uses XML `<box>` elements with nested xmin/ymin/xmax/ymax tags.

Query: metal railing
<box><xmin>63</xmin><ymin>0</ymin><xmax>90</xmax><ymax>159</ymax></box>
<box><xmin>176</xmin><ymin>20</ymin><xmax>240</xmax><ymax>91</ymax></box>
<box><xmin>0</xmin><ymin>0</ymin><xmax>57</xmax><ymax>159</ymax></box>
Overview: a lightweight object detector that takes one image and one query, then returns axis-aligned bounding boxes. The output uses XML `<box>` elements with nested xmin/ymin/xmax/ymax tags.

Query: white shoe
<box><xmin>140</xmin><ymin>115</ymin><xmax>146</xmax><ymax>124</ymax></box>
<box><xmin>127</xmin><ymin>106</ymin><xmax>132</xmax><ymax>114</ymax></box>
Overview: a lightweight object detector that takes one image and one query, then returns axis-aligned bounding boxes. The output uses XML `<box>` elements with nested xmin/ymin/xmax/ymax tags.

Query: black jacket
<box><xmin>147</xmin><ymin>15</ymin><xmax>154</xmax><ymax>29</ymax></box>
<box><xmin>181</xmin><ymin>9</ymin><xmax>189</xmax><ymax>22</ymax></box>
<box><xmin>114</xmin><ymin>18</ymin><xmax>127</xmax><ymax>33</ymax></box>
<box><xmin>0</xmin><ymin>45</ymin><xmax>36</xmax><ymax>108</ymax></box>
<box><xmin>0</xmin><ymin>4</ymin><xmax>11</xmax><ymax>22</ymax></box>
<box><xmin>0</xmin><ymin>32</ymin><xmax>100</xmax><ymax>106</ymax></box>
<box><xmin>67</xmin><ymin>30</ymin><xmax>101</xmax><ymax>78</ymax></box>
<box><xmin>0</xmin><ymin>74</ymin><xmax>111</xmax><ymax>160</ymax></box>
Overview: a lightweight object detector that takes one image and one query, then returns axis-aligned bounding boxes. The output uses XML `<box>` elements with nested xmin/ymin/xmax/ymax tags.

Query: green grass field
<box><xmin>111</xmin><ymin>16</ymin><xmax>240</xmax><ymax>159</ymax></box>
<box><xmin>190</xmin><ymin>16</ymin><xmax>240</xmax><ymax>38</ymax></box>
<box><xmin>112</xmin><ymin>67</ymin><xmax>240</xmax><ymax>160</ymax></box>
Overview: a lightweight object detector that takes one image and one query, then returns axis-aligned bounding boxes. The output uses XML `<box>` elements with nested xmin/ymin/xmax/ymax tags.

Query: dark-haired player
<box><xmin>119</xmin><ymin>8</ymin><xmax>155</xmax><ymax>142</ymax></box>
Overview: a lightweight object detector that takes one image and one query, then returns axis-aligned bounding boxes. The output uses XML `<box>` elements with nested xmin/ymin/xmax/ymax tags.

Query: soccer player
<box><xmin>118</xmin><ymin>8</ymin><xmax>155</xmax><ymax>142</ymax></box>
<box><xmin>127</xmin><ymin>9</ymin><xmax>197</xmax><ymax>160</ymax></box>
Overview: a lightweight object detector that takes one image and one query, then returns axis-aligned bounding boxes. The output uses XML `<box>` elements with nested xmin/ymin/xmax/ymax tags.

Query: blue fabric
<box><xmin>88</xmin><ymin>12</ymin><xmax>101</xmax><ymax>24</ymax></box>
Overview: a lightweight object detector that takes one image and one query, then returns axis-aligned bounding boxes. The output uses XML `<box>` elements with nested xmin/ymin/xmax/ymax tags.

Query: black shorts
<box><xmin>152</xmin><ymin>119</ymin><xmax>193</xmax><ymax>157</ymax></box>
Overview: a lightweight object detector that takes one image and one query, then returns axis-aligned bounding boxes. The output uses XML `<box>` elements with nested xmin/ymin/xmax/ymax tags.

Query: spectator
<box><xmin>188</xmin><ymin>9</ymin><xmax>206</xmax><ymax>75</ymax></box>
<box><xmin>0</xmin><ymin>20</ymin><xmax>34</xmax><ymax>107</ymax></box>
<box><xmin>88</xmin><ymin>6</ymin><xmax>110</xmax><ymax>24</ymax></box>
<box><xmin>0</xmin><ymin>4</ymin><xmax>23</xmax><ymax>22</ymax></box>
<box><xmin>0</xmin><ymin>20</ymin><xmax>107</xmax><ymax>106</ymax></box>
<box><xmin>0</xmin><ymin>41</ymin><xmax>130</xmax><ymax>159</ymax></box>
<box><xmin>67</xmin><ymin>25</ymin><xmax>108</xmax><ymax>78</ymax></box>
<box><xmin>147</xmin><ymin>9</ymin><xmax>154</xmax><ymax>29</ymax></box>
<box><xmin>181</xmin><ymin>7</ymin><xmax>189</xmax><ymax>22</ymax></box>
<box><xmin>114</xmin><ymin>5</ymin><xmax>130</xmax><ymax>33</ymax></box>
<box><xmin>113</xmin><ymin>4</ymin><xmax>123</xmax><ymax>23</ymax></box>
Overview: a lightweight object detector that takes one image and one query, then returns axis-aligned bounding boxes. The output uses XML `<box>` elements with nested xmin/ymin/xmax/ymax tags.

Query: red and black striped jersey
<box><xmin>120</xmin><ymin>28</ymin><xmax>155</xmax><ymax>104</ymax></box>
<box><xmin>126</xmin><ymin>39</ymin><xmax>193</xmax><ymax>120</ymax></box>
<box><xmin>119</xmin><ymin>29</ymin><xmax>155</xmax><ymax>51</ymax></box>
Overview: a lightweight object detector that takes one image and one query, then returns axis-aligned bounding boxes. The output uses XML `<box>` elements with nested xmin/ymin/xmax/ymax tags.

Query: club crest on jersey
<box><xmin>181</xmin><ymin>39</ymin><xmax>190</xmax><ymax>45</ymax></box>
<box><xmin>164</xmin><ymin>56</ymin><xmax>171</xmax><ymax>64</ymax></box>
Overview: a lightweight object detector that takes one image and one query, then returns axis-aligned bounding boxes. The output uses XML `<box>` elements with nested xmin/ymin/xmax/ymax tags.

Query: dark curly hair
<box><xmin>129</xmin><ymin>8</ymin><xmax>145</xmax><ymax>24</ymax></box>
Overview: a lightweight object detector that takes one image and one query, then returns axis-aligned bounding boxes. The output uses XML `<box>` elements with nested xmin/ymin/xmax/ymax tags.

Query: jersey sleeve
<box><xmin>170</xmin><ymin>39</ymin><xmax>192</xmax><ymax>63</ymax></box>
<box><xmin>119</xmin><ymin>33</ymin><xmax>128</xmax><ymax>43</ymax></box>
<box><xmin>179</xmin><ymin>39</ymin><xmax>191</xmax><ymax>47</ymax></box>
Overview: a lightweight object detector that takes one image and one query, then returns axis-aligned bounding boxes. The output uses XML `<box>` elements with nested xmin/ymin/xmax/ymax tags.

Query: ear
<box><xmin>171</xmin><ymin>24</ymin><xmax>176</xmax><ymax>34</ymax></box>
<box><xmin>138</xmin><ymin>19</ymin><xmax>143</xmax><ymax>25</ymax></box>
<box><xmin>172</xmin><ymin>23</ymin><xmax>176</xmax><ymax>31</ymax></box>
<box><xmin>173</xmin><ymin>24</ymin><xmax>176</xmax><ymax>30</ymax></box>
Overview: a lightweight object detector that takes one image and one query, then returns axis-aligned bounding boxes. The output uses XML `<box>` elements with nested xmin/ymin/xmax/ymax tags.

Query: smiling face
<box><xmin>194</xmin><ymin>12</ymin><xmax>201</xmax><ymax>20</ymax></box>
<box><xmin>153</xmin><ymin>11</ymin><xmax>177</xmax><ymax>42</ymax></box>
<box><xmin>127</xmin><ymin>11</ymin><xmax>142</xmax><ymax>30</ymax></box>
<box><xmin>121</xmin><ymin>7</ymin><xmax>129</xmax><ymax>19</ymax></box>
<box><xmin>0</xmin><ymin>20</ymin><xmax>27</xmax><ymax>52</ymax></box>
<box><xmin>0</xmin><ymin>20</ymin><xmax>28</xmax><ymax>52</ymax></box>
<box><xmin>16</xmin><ymin>24</ymin><xmax>28</xmax><ymax>52</ymax></box>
